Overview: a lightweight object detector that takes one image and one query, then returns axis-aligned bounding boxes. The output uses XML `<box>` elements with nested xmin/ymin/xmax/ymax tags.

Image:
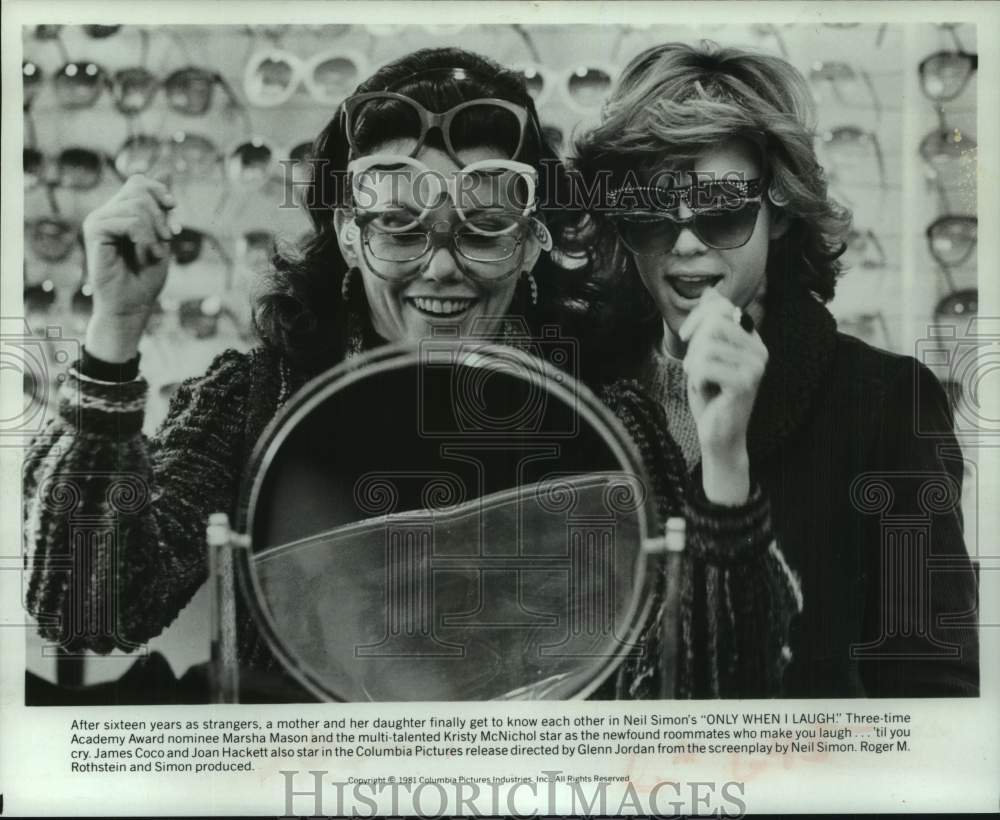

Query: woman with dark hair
<box><xmin>572</xmin><ymin>41</ymin><xmax>978</xmax><ymax>697</ymax></box>
<box><xmin>24</xmin><ymin>46</ymin><xmax>799</xmax><ymax>702</ymax></box>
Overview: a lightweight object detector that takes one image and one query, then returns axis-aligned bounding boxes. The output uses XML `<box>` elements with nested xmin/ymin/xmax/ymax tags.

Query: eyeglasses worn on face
<box><xmin>607</xmin><ymin>179</ymin><xmax>766</xmax><ymax>255</ymax></box>
<box><xmin>357</xmin><ymin>210</ymin><xmax>541</xmax><ymax>276</ymax></box>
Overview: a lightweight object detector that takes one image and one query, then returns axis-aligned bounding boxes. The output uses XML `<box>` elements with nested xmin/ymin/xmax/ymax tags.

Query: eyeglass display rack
<box><xmin>21</xmin><ymin>21</ymin><xmax>979</xmax><ymax>686</ymax></box>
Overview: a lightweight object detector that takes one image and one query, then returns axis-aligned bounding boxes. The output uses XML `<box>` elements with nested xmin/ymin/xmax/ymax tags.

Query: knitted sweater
<box><xmin>23</xmin><ymin>345</ymin><xmax>802</xmax><ymax>700</ymax></box>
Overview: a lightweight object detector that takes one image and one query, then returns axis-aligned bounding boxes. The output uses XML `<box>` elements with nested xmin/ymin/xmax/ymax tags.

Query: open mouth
<box><xmin>667</xmin><ymin>275</ymin><xmax>724</xmax><ymax>301</ymax></box>
<box><xmin>407</xmin><ymin>296</ymin><xmax>478</xmax><ymax>317</ymax></box>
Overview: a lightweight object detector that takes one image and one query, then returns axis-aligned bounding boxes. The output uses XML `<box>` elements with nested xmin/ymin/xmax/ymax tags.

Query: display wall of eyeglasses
<box><xmin>22</xmin><ymin>23</ymin><xmax>977</xmax><ymax>434</ymax></box>
<box><xmin>20</xmin><ymin>21</ymin><xmax>981</xmax><ymax>686</ymax></box>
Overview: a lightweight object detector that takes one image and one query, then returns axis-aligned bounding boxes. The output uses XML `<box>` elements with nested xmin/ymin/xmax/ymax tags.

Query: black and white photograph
<box><xmin>2</xmin><ymin>1</ymin><xmax>998</xmax><ymax>815</ymax></box>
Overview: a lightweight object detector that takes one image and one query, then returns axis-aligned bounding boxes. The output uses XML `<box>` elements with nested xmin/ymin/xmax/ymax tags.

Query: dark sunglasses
<box><xmin>608</xmin><ymin>179</ymin><xmax>766</xmax><ymax>255</ymax></box>
<box><xmin>24</xmin><ymin>280</ymin><xmax>93</xmax><ymax>319</ymax></box>
<box><xmin>935</xmin><ymin>287</ymin><xmax>977</xmax><ymax>323</ymax></box>
<box><xmin>25</xmin><ymin>146</ymin><xmax>115</xmax><ymax>191</ymax></box>
<box><xmin>343</xmin><ymin>91</ymin><xmax>536</xmax><ymax>166</ymax></box>
<box><xmin>926</xmin><ymin>216</ymin><xmax>977</xmax><ymax>269</ymax></box>
<box><xmin>919</xmin><ymin>49</ymin><xmax>978</xmax><ymax>102</ymax></box>
<box><xmin>163</xmin><ymin>66</ymin><xmax>242</xmax><ymax>116</ymax></box>
<box><xmin>171</xmin><ymin>227</ymin><xmax>233</xmax><ymax>270</ymax></box>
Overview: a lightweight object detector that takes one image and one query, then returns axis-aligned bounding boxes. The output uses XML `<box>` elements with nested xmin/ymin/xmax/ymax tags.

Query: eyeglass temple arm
<box><xmin>511</xmin><ymin>24</ymin><xmax>541</xmax><ymax>62</ymax></box>
<box><xmin>859</xmin><ymin>68</ymin><xmax>883</xmax><ymax>124</ymax></box>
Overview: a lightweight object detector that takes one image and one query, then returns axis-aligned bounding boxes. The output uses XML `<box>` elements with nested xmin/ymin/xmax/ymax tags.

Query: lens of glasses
<box><xmin>167</xmin><ymin>131</ymin><xmax>219</xmax><ymax>176</ymax></box>
<box><xmin>179</xmin><ymin>295</ymin><xmax>222</xmax><ymax>338</ymax></box>
<box><xmin>29</xmin><ymin>219</ymin><xmax>79</xmax><ymax>261</ymax></box>
<box><xmin>348</xmin><ymin>96</ymin><xmax>424</xmax><ymax>154</ymax></box>
<box><xmin>455</xmin><ymin>213</ymin><xmax>526</xmax><ymax>264</ymax></box>
<box><xmin>935</xmin><ymin>287</ymin><xmax>977</xmax><ymax>320</ymax></box>
<box><xmin>920</xmin><ymin>126</ymin><xmax>976</xmax><ymax>165</ymax></box>
<box><xmin>115</xmin><ymin>134</ymin><xmax>162</xmax><ymax>177</ymax></box>
<box><xmin>23</xmin><ymin>60</ymin><xmax>43</xmax><ymax>107</ymax></box>
<box><xmin>229</xmin><ymin>139</ymin><xmax>273</xmax><ymax>183</ymax></box>
<box><xmin>72</xmin><ymin>282</ymin><xmax>94</xmax><ymax>315</ymax></box>
<box><xmin>516</xmin><ymin>66</ymin><xmax>546</xmax><ymax>101</ymax></box>
<box><xmin>449</xmin><ymin>102</ymin><xmax>525</xmax><ymax>160</ymax></box>
<box><xmin>308</xmin><ymin>56</ymin><xmax>360</xmax><ymax>103</ymax></box>
<box><xmin>165</xmin><ymin>67</ymin><xmax>216</xmax><ymax>115</ymax></box>
<box><xmin>58</xmin><ymin>148</ymin><xmax>104</xmax><ymax>190</ymax></box>
<box><xmin>34</xmin><ymin>25</ymin><xmax>63</xmax><ymax>40</ymax></box>
<box><xmin>171</xmin><ymin>227</ymin><xmax>205</xmax><ymax>265</ymax></box>
<box><xmin>927</xmin><ymin>216</ymin><xmax>977</xmax><ymax>267</ymax></box>
<box><xmin>24</xmin><ymin>147</ymin><xmax>45</xmax><ymax>187</ymax></box>
<box><xmin>84</xmin><ymin>25</ymin><xmax>121</xmax><ymax>38</ymax></box>
<box><xmin>112</xmin><ymin>67</ymin><xmax>159</xmax><ymax>114</ymax></box>
<box><xmin>54</xmin><ymin>62</ymin><xmax>105</xmax><ymax>108</ymax></box>
<box><xmin>246</xmin><ymin>53</ymin><xmax>300</xmax><ymax>106</ymax></box>
<box><xmin>616</xmin><ymin>203</ymin><xmax>760</xmax><ymax>255</ymax></box>
<box><xmin>24</xmin><ymin>280</ymin><xmax>57</xmax><ymax>313</ymax></box>
<box><xmin>566</xmin><ymin>66</ymin><xmax>612</xmax><ymax>109</ymax></box>
<box><xmin>920</xmin><ymin>51</ymin><xmax>977</xmax><ymax>102</ymax></box>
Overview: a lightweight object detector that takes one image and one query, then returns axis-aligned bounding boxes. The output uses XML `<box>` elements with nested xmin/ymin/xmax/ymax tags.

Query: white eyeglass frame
<box><xmin>243</xmin><ymin>48</ymin><xmax>370</xmax><ymax>108</ymax></box>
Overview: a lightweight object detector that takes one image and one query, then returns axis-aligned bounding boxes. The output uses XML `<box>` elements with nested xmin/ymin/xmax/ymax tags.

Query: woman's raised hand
<box><xmin>678</xmin><ymin>286</ymin><xmax>768</xmax><ymax>505</ymax></box>
<box><xmin>82</xmin><ymin>174</ymin><xmax>180</xmax><ymax>363</ymax></box>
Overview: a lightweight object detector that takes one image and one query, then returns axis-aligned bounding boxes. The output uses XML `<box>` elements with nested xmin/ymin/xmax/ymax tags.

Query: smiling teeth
<box><xmin>411</xmin><ymin>297</ymin><xmax>474</xmax><ymax>315</ymax></box>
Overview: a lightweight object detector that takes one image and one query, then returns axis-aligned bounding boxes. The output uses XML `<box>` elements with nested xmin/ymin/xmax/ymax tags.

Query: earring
<box><xmin>342</xmin><ymin>266</ymin><xmax>358</xmax><ymax>302</ymax></box>
<box><xmin>521</xmin><ymin>271</ymin><xmax>538</xmax><ymax>306</ymax></box>
<box><xmin>768</xmin><ymin>184</ymin><xmax>789</xmax><ymax>208</ymax></box>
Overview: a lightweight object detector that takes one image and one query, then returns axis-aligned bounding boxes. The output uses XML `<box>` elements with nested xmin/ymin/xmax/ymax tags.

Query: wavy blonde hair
<box><xmin>568</xmin><ymin>41</ymin><xmax>852</xmax><ymax>370</ymax></box>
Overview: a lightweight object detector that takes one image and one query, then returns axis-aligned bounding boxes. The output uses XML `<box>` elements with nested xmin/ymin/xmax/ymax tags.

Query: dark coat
<box><xmin>748</xmin><ymin>285</ymin><xmax>978</xmax><ymax>697</ymax></box>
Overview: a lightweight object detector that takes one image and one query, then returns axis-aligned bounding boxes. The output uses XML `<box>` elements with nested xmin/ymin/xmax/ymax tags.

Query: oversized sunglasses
<box><xmin>919</xmin><ymin>49</ymin><xmax>978</xmax><ymax>102</ymax></box>
<box><xmin>343</xmin><ymin>92</ymin><xmax>535</xmax><ymax>167</ymax></box>
<box><xmin>607</xmin><ymin>179</ymin><xmax>766</xmax><ymax>255</ymax></box>
<box><xmin>243</xmin><ymin>48</ymin><xmax>368</xmax><ymax>107</ymax></box>
<box><xmin>25</xmin><ymin>145</ymin><xmax>116</xmax><ymax>191</ymax></box>
<box><xmin>24</xmin><ymin>280</ymin><xmax>93</xmax><ymax>331</ymax></box>
<box><xmin>926</xmin><ymin>215</ymin><xmax>977</xmax><ymax>269</ymax></box>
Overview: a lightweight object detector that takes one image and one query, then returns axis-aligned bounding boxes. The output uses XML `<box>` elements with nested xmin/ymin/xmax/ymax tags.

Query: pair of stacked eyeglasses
<box><xmin>343</xmin><ymin>93</ymin><xmax>552</xmax><ymax>281</ymax></box>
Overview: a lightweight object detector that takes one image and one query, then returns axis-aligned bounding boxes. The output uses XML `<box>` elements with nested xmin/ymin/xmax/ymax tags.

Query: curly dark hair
<box><xmin>568</xmin><ymin>41</ymin><xmax>853</xmax><ymax>377</ymax></box>
<box><xmin>252</xmin><ymin>47</ymin><xmax>579</xmax><ymax>375</ymax></box>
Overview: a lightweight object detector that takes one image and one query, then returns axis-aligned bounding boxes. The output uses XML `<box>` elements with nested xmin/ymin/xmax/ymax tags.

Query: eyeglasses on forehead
<box><xmin>343</xmin><ymin>91</ymin><xmax>537</xmax><ymax>167</ymax></box>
